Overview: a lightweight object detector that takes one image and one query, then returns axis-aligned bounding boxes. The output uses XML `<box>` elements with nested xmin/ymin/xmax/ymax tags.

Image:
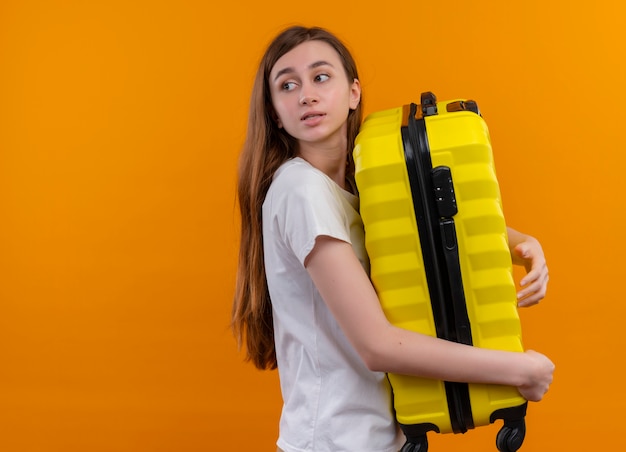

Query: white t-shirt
<box><xmin>262</xmin><ymin>157</ymin><xmax>402</xmax><ymax>452</ymax></box>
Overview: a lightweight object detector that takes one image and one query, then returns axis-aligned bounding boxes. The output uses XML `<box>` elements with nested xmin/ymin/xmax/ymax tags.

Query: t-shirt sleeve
<box><xmin>267</xmin><ymin>170</ymin><xmax>351</xmax><ymax>266</ymax></box>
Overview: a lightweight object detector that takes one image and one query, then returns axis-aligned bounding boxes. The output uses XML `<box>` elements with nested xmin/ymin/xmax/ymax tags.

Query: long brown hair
<box><xmin>232</xmin><ymin>26</ymin><xmax>363</xmax><ymax>370</ymax></box>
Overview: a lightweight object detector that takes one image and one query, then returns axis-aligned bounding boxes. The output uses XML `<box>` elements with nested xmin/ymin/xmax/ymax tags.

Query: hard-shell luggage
<box><xmin>353</xmin><ymin>92</ymin><xmax>528</xmax><ymax>452</ymax></box>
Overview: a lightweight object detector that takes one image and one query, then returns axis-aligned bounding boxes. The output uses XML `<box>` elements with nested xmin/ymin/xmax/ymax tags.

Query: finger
<box><xmin>517</xmin><ymin>294</ymin><xmax>541</xmax><ymax>307</ymax></box>
<box><xmin>520</xmin><ymin>262</ymin><xmax>548</xmax><ymax>287</ymax></box>
<box><xmin>520</xmin><ymin>270</ymin><xmax>537</xmax><ymax>288</ymax></box>
<box><xmin>517</xmin><ymin>274</ymin><xmax>549</xmax><ymax>307</ymax></box>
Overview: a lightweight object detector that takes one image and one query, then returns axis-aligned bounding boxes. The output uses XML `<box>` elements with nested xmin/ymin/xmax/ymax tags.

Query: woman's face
<box><xmin>269</xmin><ymin>40</ymin><xmax>360</xmax><ymax>154</ymax></box>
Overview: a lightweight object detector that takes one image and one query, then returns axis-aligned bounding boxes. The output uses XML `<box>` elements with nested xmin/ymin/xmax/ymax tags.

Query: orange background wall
<box><xmin>1</xmin><ymin>1</ymin><xmax>624</xmax><ymax>451</ymax></box>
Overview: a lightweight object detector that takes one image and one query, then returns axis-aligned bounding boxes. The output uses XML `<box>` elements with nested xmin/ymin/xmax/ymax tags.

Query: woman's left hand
<box><xmin>510</xmin><ymin>234</ymin><xmax>549</xmax><ymax>307</ymax></box>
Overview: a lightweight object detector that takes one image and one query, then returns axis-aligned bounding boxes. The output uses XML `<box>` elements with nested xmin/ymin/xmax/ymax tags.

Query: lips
<box><xmin>301</xmin><ymin>111</ymin><xmax>325</xmax><ymax>121</ymax></box>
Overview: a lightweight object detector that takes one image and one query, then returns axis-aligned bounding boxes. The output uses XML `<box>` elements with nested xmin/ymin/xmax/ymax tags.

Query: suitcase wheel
<box><xmin>495</xmin><ymin>419</ymin><xmax>526</xmax><ymax>452</ymax></box>
<box><xmin>400</xmin><ymin>434</ymin><xmax>428</xmax><ymax>452</ymax></box>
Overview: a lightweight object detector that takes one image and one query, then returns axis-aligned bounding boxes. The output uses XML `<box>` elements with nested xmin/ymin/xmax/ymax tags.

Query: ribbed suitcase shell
<box><xmin>353</xmin><ymin>96</ymin><xmax>526</xmax><ymax>442</ymax></box>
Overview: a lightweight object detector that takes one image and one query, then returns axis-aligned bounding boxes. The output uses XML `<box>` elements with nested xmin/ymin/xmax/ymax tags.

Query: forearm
<box><xmin>367</xmin><ymin>325</ymin><xmax>528</xmax><ymax>387</ymax></box>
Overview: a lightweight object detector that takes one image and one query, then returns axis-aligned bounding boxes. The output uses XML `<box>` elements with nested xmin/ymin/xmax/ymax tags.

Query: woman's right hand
<box><xmin>517</xmin><ymin>350</ymin><xmax>555</xmax><ymax>402</ymax></box>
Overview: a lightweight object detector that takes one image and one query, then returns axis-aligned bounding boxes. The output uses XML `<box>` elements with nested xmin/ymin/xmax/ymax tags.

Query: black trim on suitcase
<box><xmin>400</xmin><ymin>101</ymin><xmax>474</xmax><ymax>435</ymax></box>
<box><xmin>432</xmin><ymin>167</ymin><xmax>473</xmax><ymax>347</ymax></box>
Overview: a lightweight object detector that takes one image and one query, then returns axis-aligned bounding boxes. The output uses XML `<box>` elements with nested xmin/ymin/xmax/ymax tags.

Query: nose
<box><xmin>299</xmin><ymin>84</ymin><xmax>318</xmax><ymax>105</ymax></box>
<box><xmin>299</xmin><ymin>94</ymin><xmax>318</xmax><ymax>105</ymax></box>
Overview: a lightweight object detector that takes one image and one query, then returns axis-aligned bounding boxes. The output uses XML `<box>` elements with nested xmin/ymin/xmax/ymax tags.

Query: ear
<box><xmin>271</xmin><ymin>109</ymin><xmax>283</xmax><ymax>128</ymax></box>
<box><xmin>349</xmin><ymin>78</ymin><xmax>361</xmax><ymax>110</ymax></box>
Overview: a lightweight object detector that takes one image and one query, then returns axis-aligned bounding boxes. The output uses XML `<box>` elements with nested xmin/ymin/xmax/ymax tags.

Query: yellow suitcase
<box><xmin>353</xmin><ymin>92</ymin><xmax>528</xmax><ymax>452</ymax></box>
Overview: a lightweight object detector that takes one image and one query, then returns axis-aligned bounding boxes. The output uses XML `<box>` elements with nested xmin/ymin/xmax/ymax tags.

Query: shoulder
<box><xmin>263</xmin><ymin>158</ymin><xmax>348</xmax><ymax>227</ymax></box>
<box><xmin>268</xmin><ymin>158</ymin><xmax>335</xmax><ymax>202</ymax></box>
<box><xmin>274</xmin><ymin>158</ymin><xmax>330</xmax><ymax>190</ymax></box>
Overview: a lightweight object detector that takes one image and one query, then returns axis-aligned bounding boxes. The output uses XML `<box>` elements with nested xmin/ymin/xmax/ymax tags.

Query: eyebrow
<box><xmin>273</xmin><ymin>60</ymin><xmax>335</xmax><ymax>81</ymax></box>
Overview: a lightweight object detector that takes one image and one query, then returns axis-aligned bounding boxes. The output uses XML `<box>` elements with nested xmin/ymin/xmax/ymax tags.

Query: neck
<box><xmin>298</xmin><ymin>146</ymin><xmax>347</xmax><ymax>189</ymax></box>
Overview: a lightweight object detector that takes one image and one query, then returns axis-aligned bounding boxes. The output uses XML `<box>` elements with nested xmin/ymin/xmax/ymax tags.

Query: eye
<box><xmin>315</xmin><ymin>73</ymin><xmax>330</xmax><ymax>83</ymax></box>
<box><xmin>281</xmin><ymin>81</ymin><xmax>297</xmax><ymax>91</ymax></box>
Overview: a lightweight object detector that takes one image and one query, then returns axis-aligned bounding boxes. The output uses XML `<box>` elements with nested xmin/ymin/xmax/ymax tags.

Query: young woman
<box><xmin>232</xmin><ymin>26</ymin><xmax>554</xmax><ymax>452</ymax></box>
